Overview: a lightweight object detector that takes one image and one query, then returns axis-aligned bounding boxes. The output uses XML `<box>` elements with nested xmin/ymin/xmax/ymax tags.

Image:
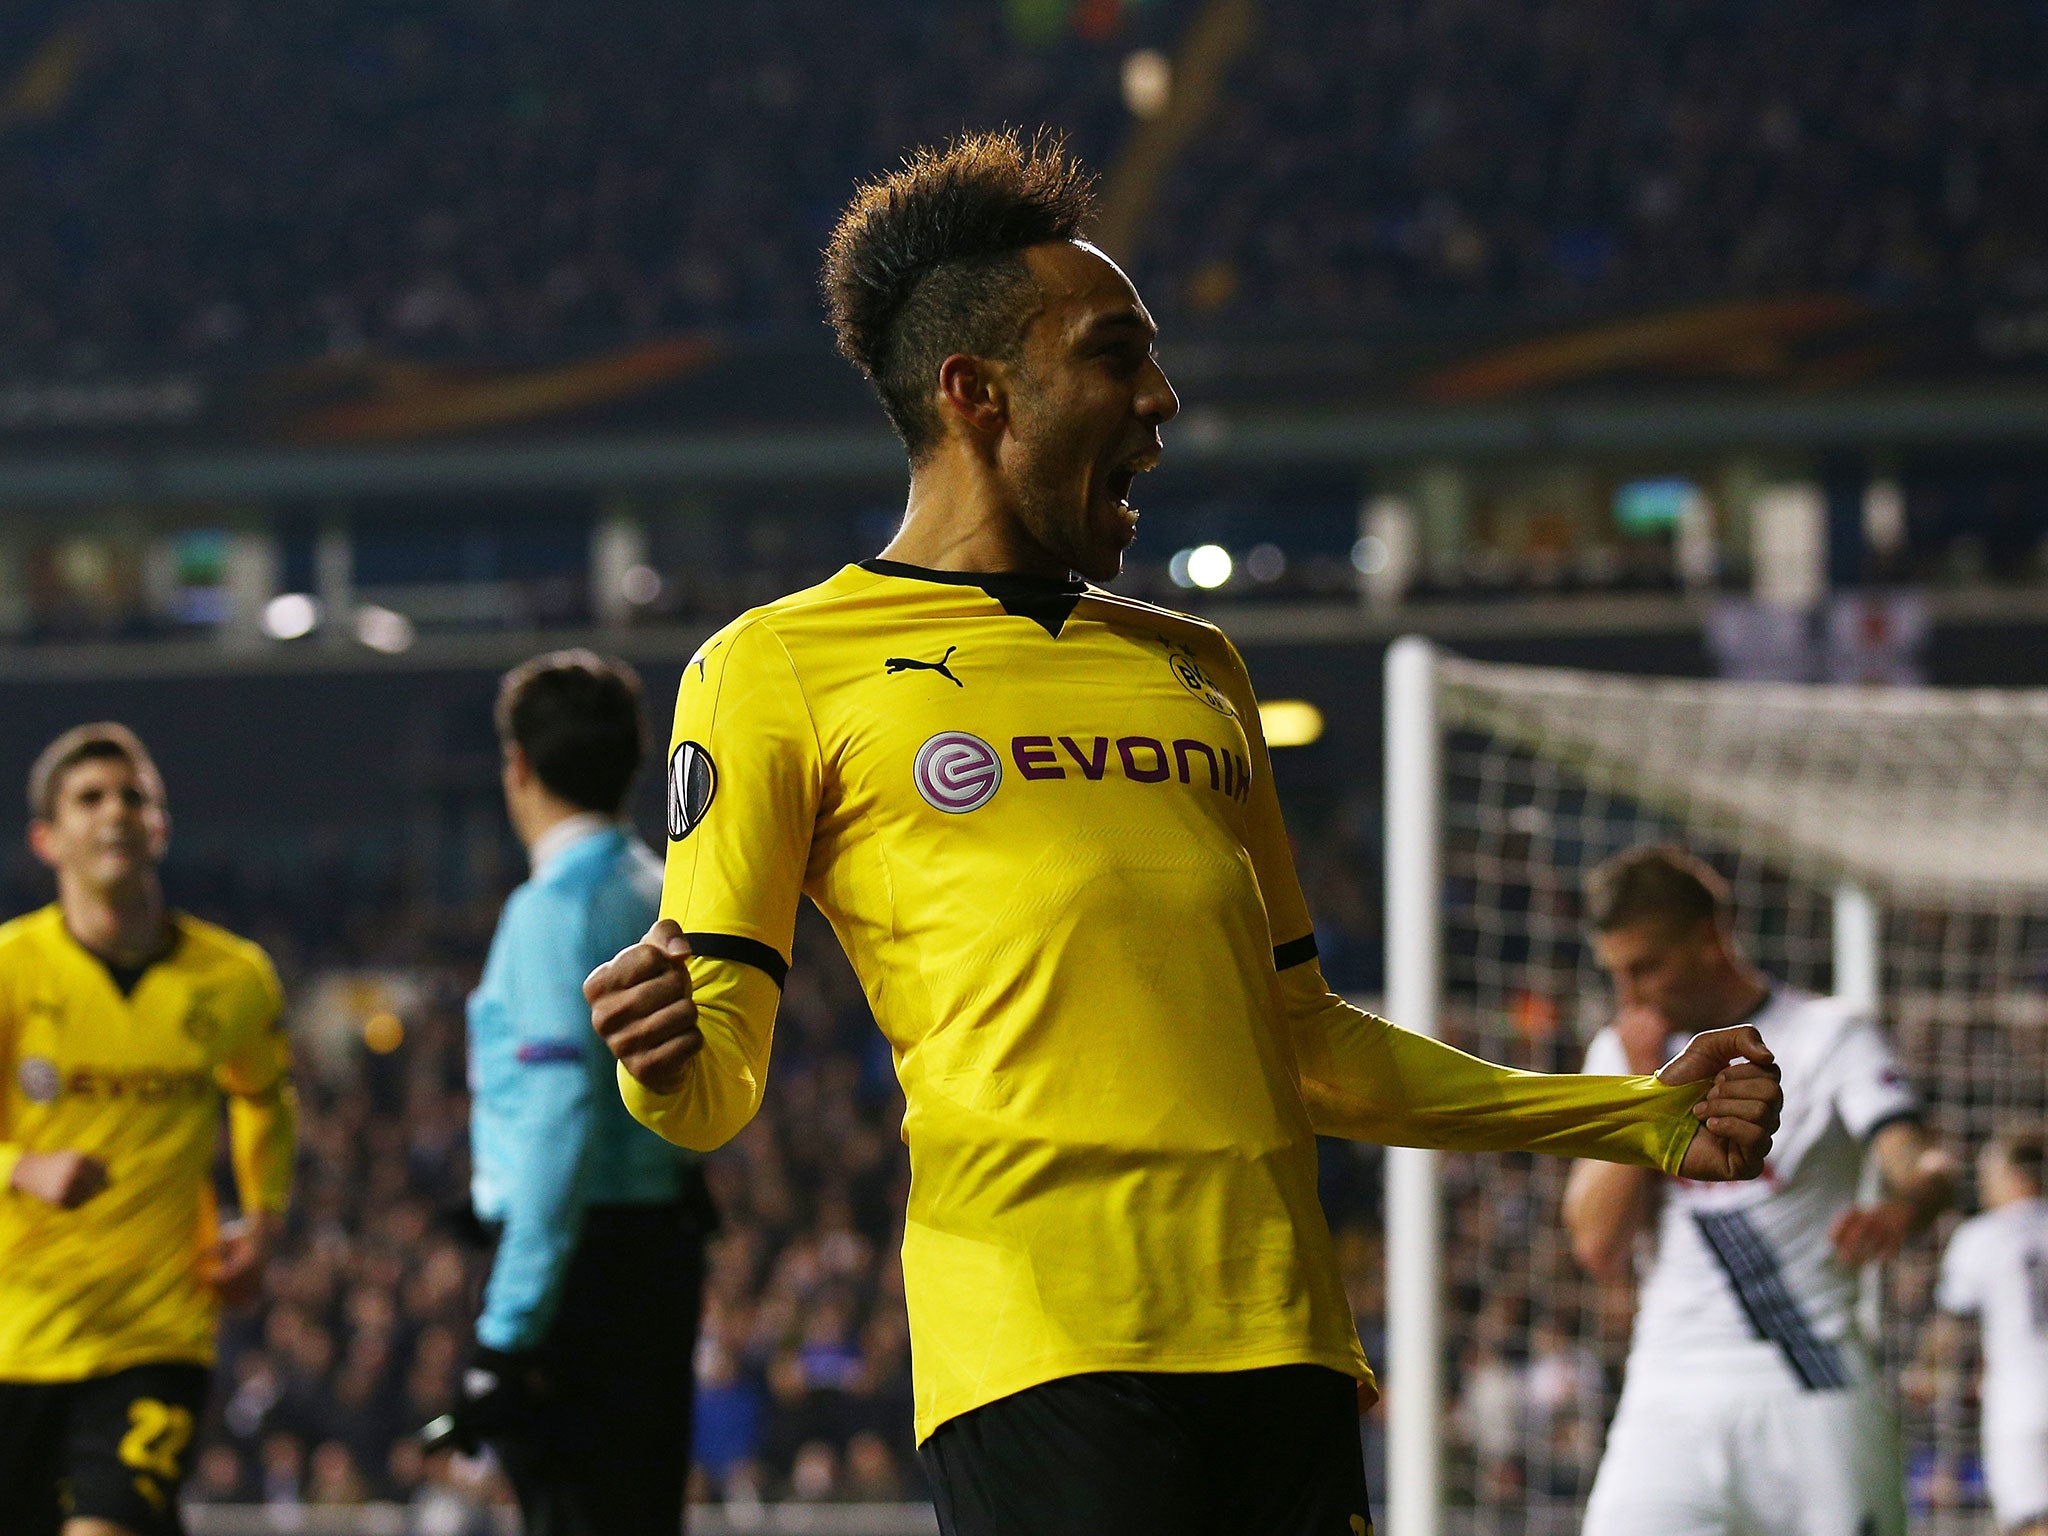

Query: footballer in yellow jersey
<box><xmin>588</xmin><ymin>133</ymin><xmax>1784</xmax><ymax>1536</ymax></box>
<box><xmin>0</xmin><ymin>724</ymin><xmax>295</xmax><ymax>1536</ymax></box>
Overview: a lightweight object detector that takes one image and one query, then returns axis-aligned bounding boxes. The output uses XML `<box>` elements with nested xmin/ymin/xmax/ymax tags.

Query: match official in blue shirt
<box><xmin>428</xmin><ymin>650</ymin><xmax>709</xmax><ymax>1535</ymax></box>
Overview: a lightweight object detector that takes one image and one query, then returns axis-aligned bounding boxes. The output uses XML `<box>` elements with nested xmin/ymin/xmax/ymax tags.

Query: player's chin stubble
<box><xmin>1010</xmin><ymin>475</ymin><xmax>1113</xmax><ymax>582</ymax></box>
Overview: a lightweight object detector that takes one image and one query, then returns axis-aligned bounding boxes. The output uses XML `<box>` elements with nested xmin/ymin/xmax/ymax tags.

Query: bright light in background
<box><xmin>354</xmin><ymin>605</ymin><xmax>415</xmax><ymax>654</ymax></box>
<box><xmin>362</xmin><ymin>1011</ymin><xmax>405</xmax><ymax>1054</ymax></box>
<box><xmin>1245</xmin><ymin>542</ymin><xmax>1286</xmax><ymax>583</ymax></box>
<box><xmin>1258</xmin><ymin>699</ymin><xmax>1324</xmax><ymax>747</ymax></box>
<box><xmin>1864</xmin><ymin>477</ymin><xmax>1906</xmax><ymax>556</ymax></box>
<box><xmin>1121</xmin><ymin>49</ymin><xmax>1171</xmax><ymax>118</ymax></box>
<box><xmin>620</xmin><ymin>564</ymin><xmax>663</xmax><ymax>605</ymax></box>
<box><xmin>1613</xmin><ymin>477</ymin><xmax>1701</xmax><ymax>534</ymax></box>
<box><xmin>262</xmin><ymin>592</ymin><xmax>320</xmax><ymax>639</ymax></box>
<box><xmin>1351</xmin><ymin>534</ymin><xmax>1390</xmax><ymax>575</ymax></box>
<box><xmin>1181</xmin><ymin>544</ymin><xmax>1232</xmax><ymax>589</ymax></box>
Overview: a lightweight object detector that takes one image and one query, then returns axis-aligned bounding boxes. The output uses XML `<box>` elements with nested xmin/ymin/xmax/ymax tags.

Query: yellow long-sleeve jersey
<box><xmin>0</xmin><ymin>906</ymin><xmax>296</xmax><ymax>1380</ymax></box>
<box><xmin>621</xmin><ymin>560</ymin><xmax>1705</xmax><ymax>1441</ymax></box>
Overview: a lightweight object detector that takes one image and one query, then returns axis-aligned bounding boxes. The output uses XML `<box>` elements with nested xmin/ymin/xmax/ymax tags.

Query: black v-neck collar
<box><xmin>859</xmin><ymin>558</ymin><xmax>1088</xmax><ymax>638</ymax></box>
<box><xmin>67</xmin><ymin>918</ymin><xmax>180</xmax><ymax>999</ymax></box>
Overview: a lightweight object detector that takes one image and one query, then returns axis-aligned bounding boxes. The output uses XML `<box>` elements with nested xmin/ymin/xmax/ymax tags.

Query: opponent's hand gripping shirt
<box><xmin>627</xmin><ymin>561</ymin><xmax>1708</xmax><ymax>1439</ymax></box>
<box><xmin>0</xmin><ymin>907</ymin><xmax>295</xmax><ymax>1380</ymax></box>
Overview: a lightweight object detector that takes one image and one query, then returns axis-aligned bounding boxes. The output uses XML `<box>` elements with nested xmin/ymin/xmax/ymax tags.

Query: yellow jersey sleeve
<box><xmin>658</xmin><ymin>616</ymin><xmax>823</xmax><ymax>976</ymax></box>
<box><xmin>616</xmin><ymin>959</ymin><xmax>781</xmax><ymax>1152</ymax></box>
<box><xmin>1212</xmin><ymin>638</ymin><xmax>1706</xmax><ymax>1175</ymax></box>
<box><xmin>212</xmin><ymin>949</ymin><xmax>296</xmax><ymax>1216</ymax></box>
<box><xmin>621</xmin><ymin>616</ymin><xmax>823</xmax><ymax>1151</ymax></box>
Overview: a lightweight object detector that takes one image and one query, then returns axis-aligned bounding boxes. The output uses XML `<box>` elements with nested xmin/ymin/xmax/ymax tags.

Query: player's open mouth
<box><xmin>1102</xmin><ymin>448</ymin><xmax>1161</xmax><ymax>532</ymax></box>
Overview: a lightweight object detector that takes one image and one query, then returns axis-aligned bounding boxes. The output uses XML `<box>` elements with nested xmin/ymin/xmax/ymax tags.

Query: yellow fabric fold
<box><xmin>1278</xmin><ymin>965</ymin><xmax>1706</xmax><ymax>1173</ymax></box>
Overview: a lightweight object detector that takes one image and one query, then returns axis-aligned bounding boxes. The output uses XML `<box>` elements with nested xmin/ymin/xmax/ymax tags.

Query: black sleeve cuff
<box><xmin>1273</xmin><ymin>933</ymin><xmax>1319</xmax><ymax>972</ymax></box>
<box><xmin>683</xmin><ymin>932</ymin><xmax>789</xmax><ymax>988</ymax></box>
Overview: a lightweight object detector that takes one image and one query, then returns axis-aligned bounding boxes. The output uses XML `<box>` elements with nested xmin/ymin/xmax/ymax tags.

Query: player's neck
<box><xmin>507</xmin><ymin>782</ymin><xmax>598</xmax><ymax>856</ymax></box>
<box><xmin>59</xmin><ymin>873</ymin><xmax>169</xmax><ymax>968</ymax></box>
<box><xmin>886</xmin><ymin>462</ymin><xmax>1070</xmax><ymax>579</ymax></box>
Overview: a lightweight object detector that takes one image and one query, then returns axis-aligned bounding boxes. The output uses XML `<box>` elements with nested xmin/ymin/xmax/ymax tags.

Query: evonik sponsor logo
<box><xmin>1009</xmin><ymin>733</ymin><xmax>1251</xmax><ymax>803</ymax></box>
<box><xmin>911</xmin><ymin>729</ymin><xmax>1252</xmax><ymax>813</ymax></box>
<box><xmin>22</xmin><ymin>1064</ymin><xmax>213</xmax><ymax>1103</ymax></box>
<box><xmin>914</xmin><ymin>732</ymin><xmax>1001</xmax><ymax>813</ymax></box>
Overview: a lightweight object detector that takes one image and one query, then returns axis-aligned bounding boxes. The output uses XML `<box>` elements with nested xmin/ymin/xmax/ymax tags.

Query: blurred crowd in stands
<box><xmin>1148</xmin><ymin>0</ymin><xmax>2048</xmax><ymax>320</ymax></box>
<box><xmin>2</xmin><ymin>0</ymin><xmax>2043</xmax><ymax>372</ymax></box>
<box><xmin>0</xmin><ymin>0</ymin><xmax>1130</xmax><ymax>368</ymax></box>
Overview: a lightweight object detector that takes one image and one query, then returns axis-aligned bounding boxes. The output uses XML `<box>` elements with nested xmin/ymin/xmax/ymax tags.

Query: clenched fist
<box><xmin>585</xmin><ymin>918</ymin><xmax>702</xmax><ymax>1094</ymax></box>
<box><xmin>1657</xmin><ymin>1024</ymin><xmax>1783</xmax><ymax>1182</ymax></box>
<box><xmin>8</xmin><ymin>1149</ymin><xmax>110</xmax><ymax>1209</ymax></box>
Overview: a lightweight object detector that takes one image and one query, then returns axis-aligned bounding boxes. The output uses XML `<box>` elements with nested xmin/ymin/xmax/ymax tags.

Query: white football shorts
<box><xmin>1583</xmin><ymin>1374</ymin><xmax>1905</xmax><ymax>1536</ymax></box>
<box><xmin>1984</xmin><ymin>1425</ymin><xmax>2048</xmax><ymax>1533</ymax></box>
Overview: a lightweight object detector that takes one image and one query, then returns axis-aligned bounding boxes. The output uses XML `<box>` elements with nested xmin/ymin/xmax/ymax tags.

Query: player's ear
<box><xmin>936</xmin><ymin>353</ymin><xmax>1007</xmax><ymax>446</ymax></box>
<box><xmin>502</xmin><ymin>742</ymin><xmax>534</xmax><ymax>792</ymax></box>
<box><xmin>26</xmin><ymin>818</ymin><xmax>55</xmax><ymax>869</ymax></box>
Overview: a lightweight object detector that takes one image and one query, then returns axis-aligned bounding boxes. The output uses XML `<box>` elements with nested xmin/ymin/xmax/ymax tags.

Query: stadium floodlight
<box><xmin>1258</xmin><ymin>698</ymin><xmax>1324</xmax><ymax>747</ymax></box>
<box><xmin>1185</xmin><ymin>544</ymin><xmax>1233</xmax><ymax>589</ymax></box>
<box><xmin>620</xmin><ymin>564</ymin><xmax>663</xmax><ymax>606</ymax></box>
<box><xmin>1352</xmin><ymin>534</ymin><xmax>1391</xmax><ymax>575</ymax></box>
<box><xmin>261</xmin><ymin>592</ymin><xmax>320</xmax><ymax>640</ymax></box>
<box><xmin>1245</xmin><ymin>542</ymin><xmax>1287</xmax><ymax>583</ymax></box>
<box><xmin>1382</xmin><ymin>640</ymin><xmax>2048</xmax><ymax>1536</ymax></box>
<box><xmin>354</xmin><ymin>604</ymin><xmax>416</xmax><ymax>654</ymax></box>
<box><xmin>1121</xmin><ymin>48</ymin><xmax>1171</xmax><ymax>118</ymax></box>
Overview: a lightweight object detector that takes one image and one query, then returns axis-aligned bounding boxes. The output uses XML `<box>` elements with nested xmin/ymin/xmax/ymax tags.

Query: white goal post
<box><xmin>1382</xmin><ymin>638</ymin><xmax>2048</xmax><ymax>1536</ymax></box>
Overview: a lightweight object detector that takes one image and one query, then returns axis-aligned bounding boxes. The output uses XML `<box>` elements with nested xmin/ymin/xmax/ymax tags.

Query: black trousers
<box><xmin>920</xmin><ymin>1364</ymin><xmax>1375</xmax><ymax>1536</ymax></box>
<box><xmin>492</xmin><ymin>1197</ymin><xmax>708</xmax><ymax>1536</ymax></box>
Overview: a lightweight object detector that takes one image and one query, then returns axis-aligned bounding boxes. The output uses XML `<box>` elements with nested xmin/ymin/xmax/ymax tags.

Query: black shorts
<box><xmin>920</xmin><ymin>1363</ymin><xmax>1375</xmax><ymax>1536</ymax></box>
<box><xmin>488</xmin><ymin>1199</ymin><xmax>707</xmax><ymax>1536</ymax></box>
<box><xmin>0</xmin><ymin>1361</ymin><xmax>211</xmax><ymax>1536</ymax></box>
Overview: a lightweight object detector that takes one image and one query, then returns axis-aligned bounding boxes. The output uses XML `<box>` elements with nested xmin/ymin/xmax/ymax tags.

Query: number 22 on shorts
<box><xmin>118</xmin><ymin>1397</ymin><xmax>194</xmax><ymax>1480</ymax></box>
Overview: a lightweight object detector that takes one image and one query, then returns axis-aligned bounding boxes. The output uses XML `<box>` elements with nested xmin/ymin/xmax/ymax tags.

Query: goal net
<box><xmin>1382</xmin><ymin>643</ymin><xmax>2048</xmax><ymax>1536</ymax></box>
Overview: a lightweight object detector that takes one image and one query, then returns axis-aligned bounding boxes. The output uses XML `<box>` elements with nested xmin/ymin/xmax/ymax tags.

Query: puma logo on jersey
<box><xmin>885</xmin><ymin>647</ymin><xmax>963</xmax><ymax>686</ymax></box>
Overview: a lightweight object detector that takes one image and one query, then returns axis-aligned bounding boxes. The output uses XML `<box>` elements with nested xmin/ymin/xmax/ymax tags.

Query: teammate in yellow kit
<box><xmin>586</xmin><ymin>132</ymin><xmax>1784</xmax><ymax>1536</ymax></box>
<box><xmin>0</xmin><ymin>724</ymin><xmax>296</xmax><ymax>1536</ymax></box>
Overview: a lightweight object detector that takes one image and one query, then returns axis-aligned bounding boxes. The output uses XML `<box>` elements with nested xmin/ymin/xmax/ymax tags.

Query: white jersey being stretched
<box><xmin>1938</xmin><ymin>1198</ymin><xmax>2048</xmax><ymax>1435</ymax></box>
<box><xmin>1585</xmin><ymin>986</ymin><xmax>1919</xmax><ymax>1388</ymax></box>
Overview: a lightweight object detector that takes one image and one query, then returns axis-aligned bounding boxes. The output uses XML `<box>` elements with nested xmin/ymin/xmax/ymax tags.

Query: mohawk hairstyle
<box><xmin>822</xmin><ymin>129</ymin><xmax>1096</xmax><ymax>458</ymax></box>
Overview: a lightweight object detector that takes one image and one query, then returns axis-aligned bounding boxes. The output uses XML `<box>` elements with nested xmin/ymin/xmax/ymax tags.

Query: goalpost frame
<box><xmin>1383</xmin><ymin>636</ymin><xmax>1443</xmax><ymax>1536</ymax></box>
<box><xmin>1379</xmin><ymin>638</ymin><xmax>1890</xmax><ymax>1536</ymax></box>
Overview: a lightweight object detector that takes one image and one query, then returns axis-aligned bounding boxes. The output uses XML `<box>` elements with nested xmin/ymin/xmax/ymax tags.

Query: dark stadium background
<box><xmin>1</xmin><ymin>0</ymin><xmax>2044</xmax><ymax>1525</ymax></box>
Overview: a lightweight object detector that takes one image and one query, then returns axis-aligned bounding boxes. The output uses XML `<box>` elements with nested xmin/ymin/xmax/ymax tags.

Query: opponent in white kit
<box><xmin>1934</xmin><ymin>1134</ymin><xmax>2048</xmax><ymax>1536</ymax></box>
<box><xmin>1564</xmin><ymin>846</ymin><xmax>1954</xmax><ymax>1536</ymax></box>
